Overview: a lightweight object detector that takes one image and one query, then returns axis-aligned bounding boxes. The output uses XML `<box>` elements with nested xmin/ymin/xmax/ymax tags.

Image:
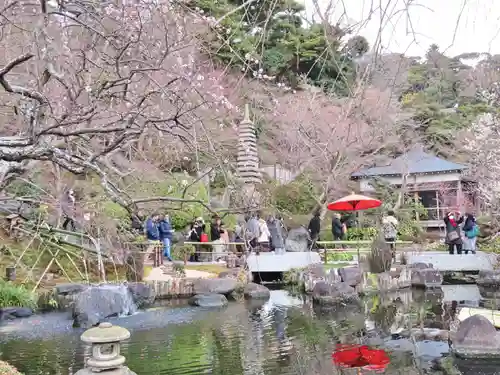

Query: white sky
<box><xmin>303</xmin><ymin>0</ymin><xmax>500</xmax><ymax>57</ymax></box>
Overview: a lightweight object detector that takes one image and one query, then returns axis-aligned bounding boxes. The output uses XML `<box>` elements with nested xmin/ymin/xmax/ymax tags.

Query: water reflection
<box><xmin>0</xmin><ymin>285</ymin><xmax>498</xmax><ymax>374</ymax></box>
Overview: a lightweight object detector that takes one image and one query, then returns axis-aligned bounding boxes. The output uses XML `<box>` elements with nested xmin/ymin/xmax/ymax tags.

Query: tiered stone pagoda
<box><xmin>236</xmin><ymin>104</ymin><xmax>262</xmax><ymax>184</ymax></box>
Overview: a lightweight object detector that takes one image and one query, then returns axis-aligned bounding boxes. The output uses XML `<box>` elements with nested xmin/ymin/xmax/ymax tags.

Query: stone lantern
<box><xmin>75</xmin><ymin>322</ymin><xmax>137</xmax><ymax>375</ymax></box>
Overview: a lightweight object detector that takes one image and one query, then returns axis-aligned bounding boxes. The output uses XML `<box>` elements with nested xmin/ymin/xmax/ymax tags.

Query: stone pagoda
<box><xmin>236</xmin><ymin>103</ymin><xmax>262</xmax><ymax>184</ymax></box>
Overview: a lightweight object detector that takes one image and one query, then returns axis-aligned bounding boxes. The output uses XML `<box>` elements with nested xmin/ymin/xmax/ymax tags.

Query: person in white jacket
<box><xmin>258</xmin><ymin>217</ymin><xmax>271</xmax><ymax>252</ymax></box>
<box><xmin>382</xmin><ymin>210</ymin><xmax>399</xmax><ymax>259</ymax></box>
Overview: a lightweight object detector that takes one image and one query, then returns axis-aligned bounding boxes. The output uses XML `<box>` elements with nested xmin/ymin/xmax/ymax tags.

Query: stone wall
<box><xmin>144</xmin><ymin>278</ymin><xmax>195</xmax><ymax>299</ymax></box>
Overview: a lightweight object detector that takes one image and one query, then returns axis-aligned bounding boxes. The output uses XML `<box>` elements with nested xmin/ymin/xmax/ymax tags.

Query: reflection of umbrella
<box><xmin>332</xmin><ymin>344</ymin><xmax>390</xmax><ymax>373</ymax></box>
<box><xmin>327</xmin><ymin>193</ymin><xmax>382</xmax><ymax>211</ymax></box>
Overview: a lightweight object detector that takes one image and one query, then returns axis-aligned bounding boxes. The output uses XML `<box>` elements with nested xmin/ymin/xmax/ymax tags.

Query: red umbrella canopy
<box><xmin>327</xmin><ymin>193</ymin><xmax>382</xmax><ymax>211</ymax></box>
<box><xmin>332</xmin><ymin>344</ymin><xmax>390</xmax><ymax>372</ymax></box>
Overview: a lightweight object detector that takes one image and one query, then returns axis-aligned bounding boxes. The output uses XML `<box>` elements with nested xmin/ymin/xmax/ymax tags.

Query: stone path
<box><xmin>144</xmin><ymin>265</ymin><xmax>214</xmax><ymax>281</ymax></box>
<box><xmin>246</xmin><ymin>252</ymin><xmax>322</xmax><ymax>273</ymax></box>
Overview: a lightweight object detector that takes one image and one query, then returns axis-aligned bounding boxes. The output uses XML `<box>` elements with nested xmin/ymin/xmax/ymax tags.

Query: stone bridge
<box><xmin>407</xmin><ymin>251</ymin><xmax>497</xmax><ymax>272</ymax></box>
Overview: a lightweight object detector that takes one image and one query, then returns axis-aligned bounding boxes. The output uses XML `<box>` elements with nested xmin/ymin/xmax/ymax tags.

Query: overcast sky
<box><xmin>303</xmin><ymin>0</ymin><xmax>500</xmax><ymax>57</ymax></box>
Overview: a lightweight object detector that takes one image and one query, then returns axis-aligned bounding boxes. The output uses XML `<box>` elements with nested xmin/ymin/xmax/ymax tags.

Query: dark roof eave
<box><xmin>351</xmin><ymin>169</ymin><xmax>466</xmax><ymax>180</ymax></box>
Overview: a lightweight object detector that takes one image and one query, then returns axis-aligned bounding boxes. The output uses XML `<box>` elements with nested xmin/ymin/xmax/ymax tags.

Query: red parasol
<box><xmin>332</xmin><ymin>344</ymin><xmax>390</xmax><ymax>373</ymax></box>
<box><xmin>327</xmin><ymin>192</ymin><xmax>382</xmax><ymax>211</ymax></box>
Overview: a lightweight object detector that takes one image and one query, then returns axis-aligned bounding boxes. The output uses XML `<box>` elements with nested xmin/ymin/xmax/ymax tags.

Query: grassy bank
<box><xmin>0</xmin><ymin>360</ymin><xmax>23</xmax><ymax>375</ymax></box>
<box><xmin>0</xmin><ymin>280</ymin><xmax>36</xmax><ymax>309</ymax></box>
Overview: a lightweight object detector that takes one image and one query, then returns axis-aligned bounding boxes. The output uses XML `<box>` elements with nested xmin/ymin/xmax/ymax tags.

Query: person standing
<box><xmin>210</xmin><ymin>216</ymin><xmax>226</xmax><ymax>261</ymax></box>
<box><xmin>267</xmin><ymin>215</ymin><xmax>285</xmax><ymax>254</ymax></box>
<box><xmin>245</xmin><ymin>213</ymin><xmax>260</xmax><ymax>252</ymax></box>
<box><xmin>444</xmin><ymin>211</ymin><xmax>464</xmax><ymax>254</ymax></box>
<box><xmin>308</xmin><ymin>211</ymin><xmax>321</xmax><ymax>243</ymax></box>
<box><xmin>188</xmin><ymin>217</ymin><xmax>205</xmax><ymax>262</ymax></box>
<box><xmin>332</xmin><ymin>213</ymin><xmax>344</xmax><ymax>241</ymax></box>
<box><xmin>257</xmin><ymin>216</ymin><xmax>271</xmax><ymax>252</ymax></box>
<box><xmin>462</xmin><ymin>213</ymin><xmax>479</xmax><ymax>254</ymax></box>
<box><xmin>159</xmin><ymin>214</ymin><xmax>173</xmax><ymax>261</ymax></box>
<box><xmin>382</xmin><ymin>210</ymin><xmax>399</xmax><ymax>259</ymax></box>
<box><xmin>144</xmin><ymin>213</ymin><xmax>161</xmax><ymax>263</ymax></box>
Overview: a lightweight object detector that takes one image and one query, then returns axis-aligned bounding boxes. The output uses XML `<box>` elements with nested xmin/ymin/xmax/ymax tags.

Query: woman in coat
<box><xmin>443</xmin><ymin>211</ymin><xmax>464</xmax><ymax>255</ymax></box>
<box><xmin>267</xmin><ymin>215</ymin><xmax>285</xmax><ymax>254</ymax></box>
<box><xmin>462</xmin><ymin>213</ymin><xmax>478</xmax><ymax>254</ymax></box>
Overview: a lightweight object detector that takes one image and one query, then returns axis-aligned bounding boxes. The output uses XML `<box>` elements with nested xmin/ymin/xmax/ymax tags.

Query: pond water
<box><xmin>0</xmin><ymin>286</ymin><xmax>496</xmax><ymax>374</ymax></box>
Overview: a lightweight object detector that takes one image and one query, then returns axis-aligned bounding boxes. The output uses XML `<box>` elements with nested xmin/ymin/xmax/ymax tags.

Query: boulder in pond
<box><xmin>338</xmin><ymin>267</ymin><xmax>362</xmax><ymax>287</ymax></box>
<box><xmin>0</xmin><ymin>307</ymin><xmax>33</xmax><ymax>320</ymax></box>
<box><xmin>452</xmin><ymin>315</ymin><xmax>500</xmax><ymax>358</ymax></box>
<box><xmin>284</xmin><ymin>227</ymin><xmax>309</xmax><ymax>252</ymax></box>
<box><xmin>193</xmin><ymin>278</ymin><xmax>238</xmax><ymax>296</ymax></box>
<box><xmin>243</xmin><ymin>283</ymin><xmax>270</xmax><ymax>299</ymax></box>
<box><xmin>127</xmin><ymin>282</ymin><xmax>156</xmax><ymax>308</ymax></box>
<box><xmin>72</xmin><ymin>284</ymin><xmax>137</xmax><ymax>328</ymax></box>
<box><xmin>411</xmin><ymin>268</ymin><xmax>443</xmax><ymax>288</ymax></box>
<box><xmin>477</xmin><ymin>270</ymin><xmax>500</xmax><ymax>287</ymax></box>
<box><xmin>312</xmin><ymin>281</ymin><xmax>359</xmax><ymax>305</ymax></box>
<box><xmin>189</xmin><ymin>293</ymin><xmax>228</xmax><ymax>308</ymax></box>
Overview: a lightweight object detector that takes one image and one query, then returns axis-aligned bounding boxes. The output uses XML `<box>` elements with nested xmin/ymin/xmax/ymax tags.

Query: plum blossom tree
<box><xmin>462</xmin><ymin>112</ymin><xmax>500</xmax><ymax>214</ymax></box>
<box><xmin>262</xmin><ymin>85</ymin><xmax>402</xmax><ymax>210</ymax></box>
<box><xmin>0</xmin><ymin>0</ymin><xmax>234</xmax><ymax>211</ymax></box>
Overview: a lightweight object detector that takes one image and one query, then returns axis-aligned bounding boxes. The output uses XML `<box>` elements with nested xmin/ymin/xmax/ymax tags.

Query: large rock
<box><xmin>189</xmin><ymin>293</ymin><xmax>228</xmax><ymax>308</ymax></box>
<box><xmin>411</xmin><ymin>268</ymin><xmax>443</xmax><ymax>288</ymax></box>
<box><xmin>338</xmin><ymin>267</ymin><xmax>362</xmax><ymax>287</ymax></box>
<box><xmin>0</xmin><ymin>307</ymin><xmax>33</xmax><ymax>320</ymax></box>
<box><xmin>302</xmin><ymin>264</ymin><xmax>340</xmax><ymax>293</ymax></box>
<box><xmin>127</xmin><ymin>282</ymin><xmax>156</xmax><ymax>308</ymax></box>
<box><xmin>243</xmin><ymin>283</ymin><xmax>270</xmax><ymax>299</ymax></box>
<box><xmin>312</xmin><ymin>281</ymin><xmax>358</xmax><ymax>305</ymax></box>
<box><xmin>193</xmin><ymin>278</ymin><xmax>238</xmax><ymax>296</ymax></box>
<box><xmin>477</xmin><ymin>270</ymin><xmax>500</xmax><ymax>287</ymax></box>
<box><xmin>452</xmin><ymin>315</ymin><xmax>500</xmax><ymax>358</ymax></box>
<box><xmin>284</xmin><ymin>227</ymin><xmax>309</xmax><ymax>252</ymax></box>
<box><xmin>72</xmin><ymin>284</ymin><xmax>136</xmax><ymax>328</ymax></box>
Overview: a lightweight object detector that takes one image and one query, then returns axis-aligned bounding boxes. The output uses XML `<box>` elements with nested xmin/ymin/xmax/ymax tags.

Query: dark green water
<box><xmin>0</xmin><ymin>289</ymin><xmax>460</xmax><ymax>374</ymax></box>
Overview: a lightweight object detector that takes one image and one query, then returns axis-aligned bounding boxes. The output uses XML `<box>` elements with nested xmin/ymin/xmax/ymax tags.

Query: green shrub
<box><xmin>0</xmin><ymin>281</ymin><xmax>36</xmax><ymax>309</ymax></box>
<box><xmin>272</xmin><ymin>178</ymin><xmax>318</xmax><ymax>215</ymax></box>
<box><xmin>327</xmin><ymin>252</ymin><xmax>354</xmax><ymax>262</ymax></box>
<box><xmin>366</xmin><ymin>234</ymin><xmax>392</xmax><ymax>273</ymax></box>
<box><xmin>172</xmin><ymin>244</ymin><xmax>195</xmax><ymax>262</ymax></box>
<box><xmin>346</xmin><ymin>227</ymin><xmax>378</xmax><ymax>241</ymax></box>
<box><xmin>173</xmin><ymin>263</ymin><xmax>186</xmax><ymax>277</ymax></box>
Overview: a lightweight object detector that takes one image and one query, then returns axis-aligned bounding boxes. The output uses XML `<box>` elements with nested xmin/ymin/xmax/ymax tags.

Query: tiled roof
<box><xmin>351</xmin><ymin>149</ymin><xmax>467</xmax><ymax>178</ymax></box>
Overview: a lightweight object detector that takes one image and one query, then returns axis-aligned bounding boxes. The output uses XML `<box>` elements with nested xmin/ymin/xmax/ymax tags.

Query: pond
<box><xmin>0</xmin><ymin>286</ymin><xmax>495</xmax><ymax>374</ymax></box>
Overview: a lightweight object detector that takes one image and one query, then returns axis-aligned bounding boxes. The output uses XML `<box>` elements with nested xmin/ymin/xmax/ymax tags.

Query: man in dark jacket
<box><xmin>308</xmin><ymin>211</ymin><xmax>321</xmax><ymax>248</ymax></box>
<box><xmin>332</xmin><ymin>213</ymin><xmax>344</xmax><ymax>241</ymax></box>
<box><xmin>159</xmin><ymin>214</ymin><xmax>173</xmax><ymax>261</ymax></box>
<box><xmin>144</xmin><ymin>213</ymin><xmax>161</xmax><ymax>263</ymax></box>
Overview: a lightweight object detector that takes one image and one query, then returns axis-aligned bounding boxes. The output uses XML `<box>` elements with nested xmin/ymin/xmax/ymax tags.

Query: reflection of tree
<box><xmin>126</xmin><ymin>322</ymin><xmax>211</xmax><ymax>373</ymax></box>
<box><xmin>211</xmin><ymin>327</ymin><xmax>243</xmax><ymax>374</ymax></box>
<box><xmin>369</xmin><ymin>295</ymin><xmax>399</xmax><ymax>334</ymax></box>
<box><xmin>0</xmin><ymin>336</ymin><xmax>79</xmax><ymax>374</ymax></box>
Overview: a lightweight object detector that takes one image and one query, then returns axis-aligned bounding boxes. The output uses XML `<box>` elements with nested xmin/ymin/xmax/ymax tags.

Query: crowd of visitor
<box><xmin>139</xmin><ymin>206</ymin><xmax>481</xmax><ymax>263</ymax></box>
